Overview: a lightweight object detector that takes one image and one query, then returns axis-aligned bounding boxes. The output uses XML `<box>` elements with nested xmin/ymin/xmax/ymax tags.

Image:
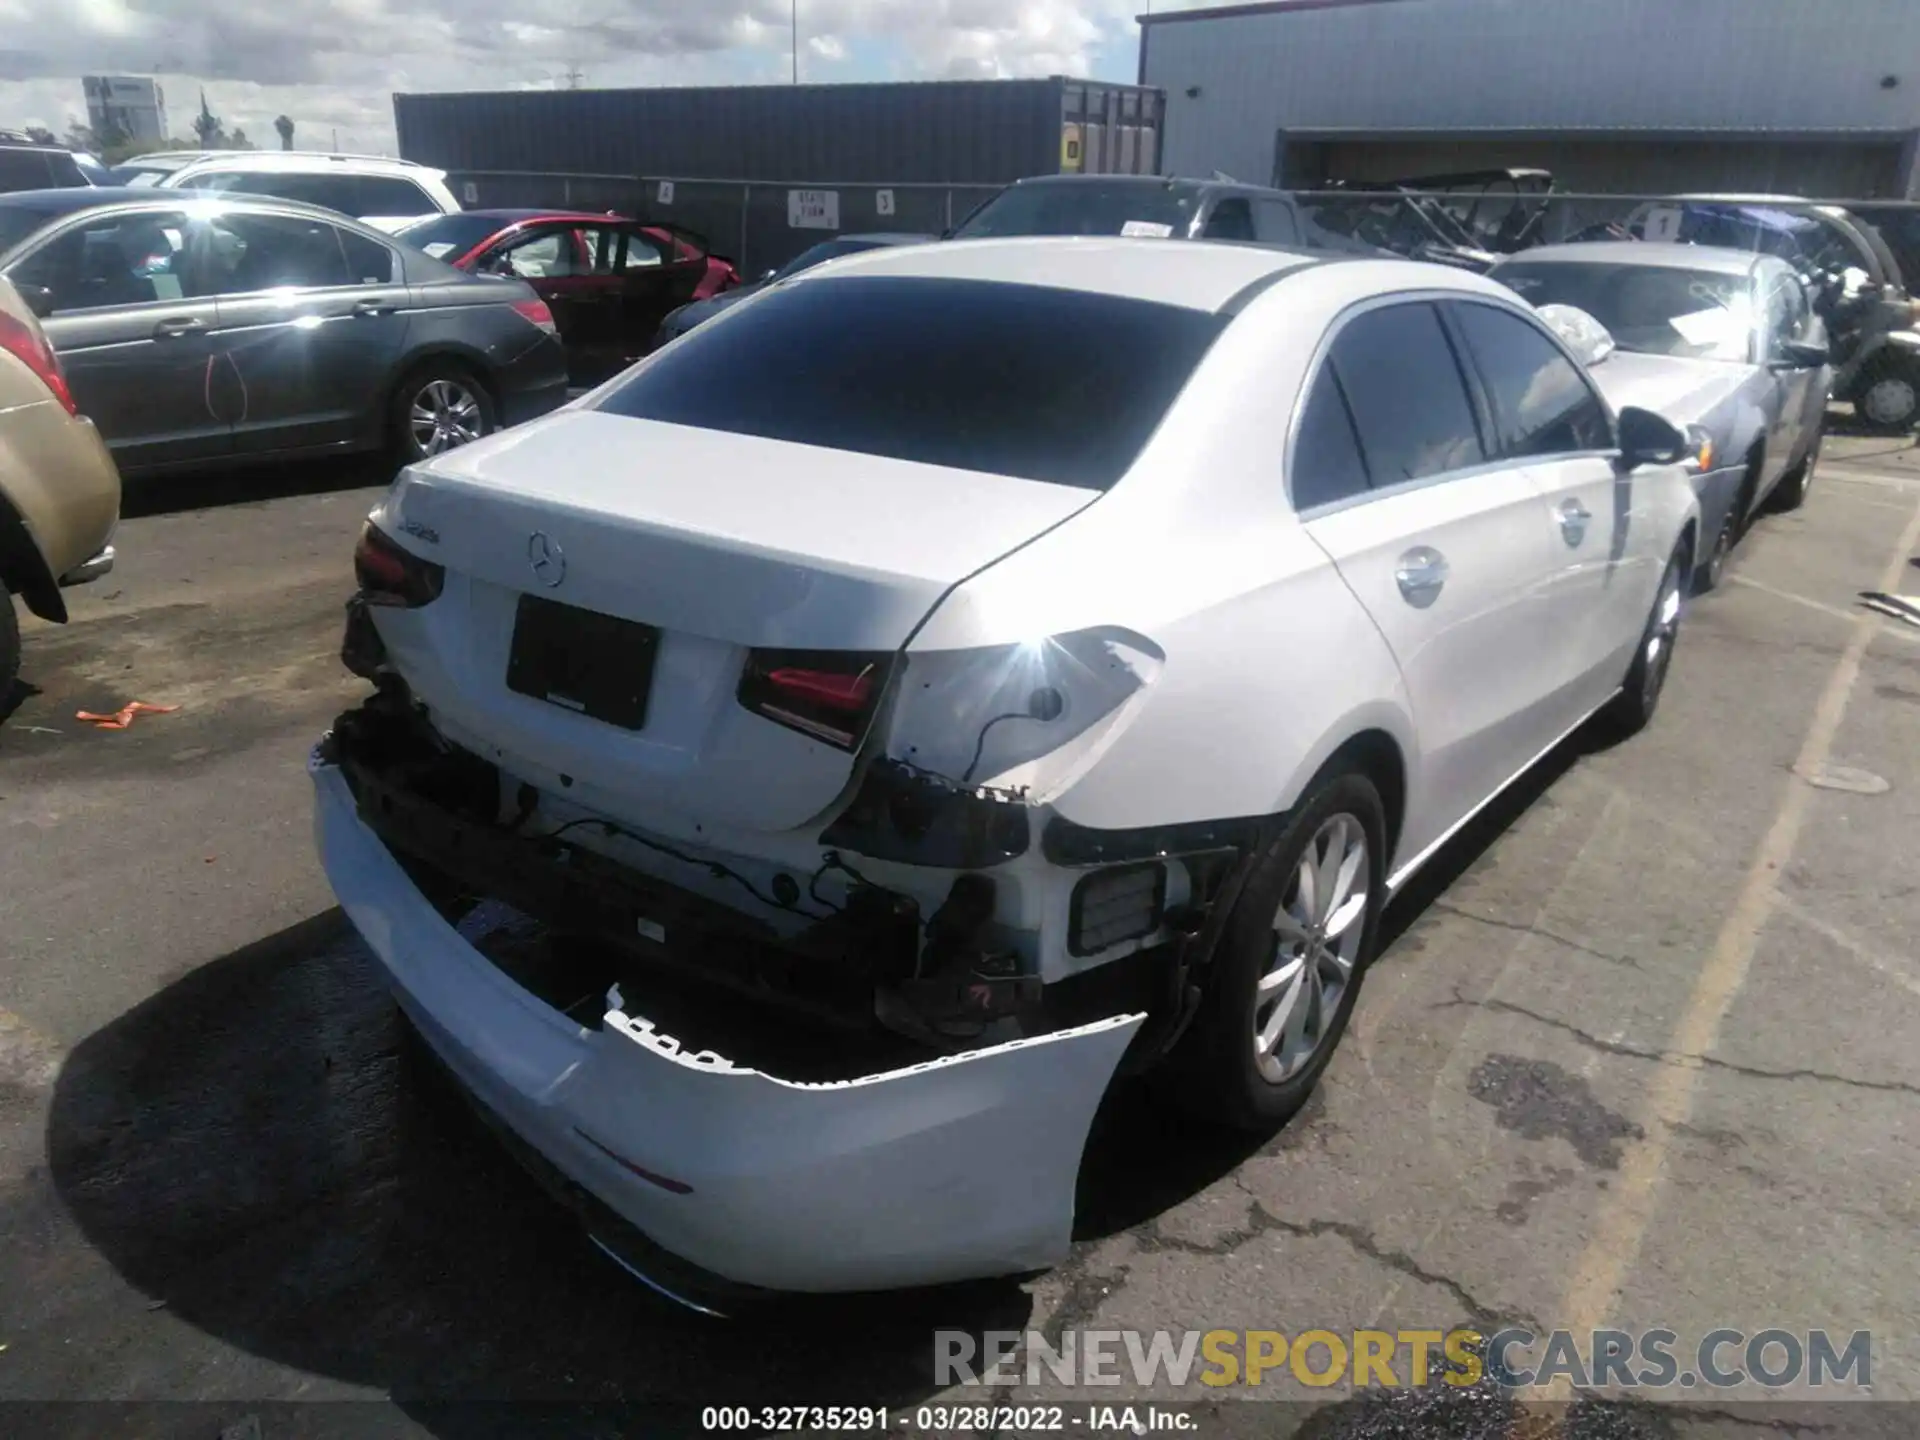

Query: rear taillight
<box><xmin>738</xmin><ymin>649</ymin><xmax>889</xmax><ymax>750</ymax></box>
<box><xmin>353</xmin><ymin>520</ymin><xmax>445</xmax><ymax>608</ymax></box>
<box><xmin>0</xmin><ymin>310</ymin><xmax>77</xmax><ymax>416</ymax></box>
<box><xmin>511</xmin><ymin>298</ymin><xmax>558</xmax><ymax>335</ymax></box>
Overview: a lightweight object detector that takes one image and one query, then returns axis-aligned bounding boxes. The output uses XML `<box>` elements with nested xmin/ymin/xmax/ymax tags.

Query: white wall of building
<box><xmin>83</xmin><ymin>76</ymin><xmax>169</xmax><ymax>145</ymax></box>
<box><xmin>1143</xmin><ymin>0</ymin><xmax>1920</xmax><ymax>192</ymax></box>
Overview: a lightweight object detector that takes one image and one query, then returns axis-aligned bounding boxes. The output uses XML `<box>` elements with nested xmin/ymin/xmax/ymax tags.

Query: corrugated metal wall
<box><xmin>1146</xmin><ymin>0</ymin><xmax>1920</xmax><ymax>188</ymax></box>
<box><xmin>394</xmin><ymin>78</ymin><xmax>1161</xmax><ymax>185</ymax></box>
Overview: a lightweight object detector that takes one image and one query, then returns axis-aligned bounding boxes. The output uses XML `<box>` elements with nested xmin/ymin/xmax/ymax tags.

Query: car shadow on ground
<box><xmin>120</xmin><ymin>455</ymin><xmax>396</xmax><ymax>520</ymax></box>
<box><xmin>43</xmin><ymin>729</ymin><xmax>1599</xmax><ymax>1434</ymax></box>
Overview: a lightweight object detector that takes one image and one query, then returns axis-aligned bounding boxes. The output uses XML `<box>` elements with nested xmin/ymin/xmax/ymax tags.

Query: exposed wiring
<box><xmin>961</xmin><ymin>710</ymin><xmax>1043</xmax><ymax>786</ymax></box>
<box><xmin>537</xmin><ymin>815</ymin><xmax>827</xmax><ymax>919</ymax></box>
<box><xmin>807</xmin><ymin>849</ymin><xmax>878</xmax><ymax>914</ymax></box>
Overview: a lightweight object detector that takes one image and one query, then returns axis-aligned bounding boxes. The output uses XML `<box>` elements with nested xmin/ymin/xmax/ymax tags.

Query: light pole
<box><xmin>791</xmin><ymin>0</ymin><xmax>799</xmax><ymax>83</ymax></box>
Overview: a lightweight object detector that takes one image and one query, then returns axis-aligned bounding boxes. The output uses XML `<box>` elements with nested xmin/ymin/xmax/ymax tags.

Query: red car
<box><xmin>395</xmin><ymin>209</ymin><xmax>739</xmax><ymax>383</ymax></box>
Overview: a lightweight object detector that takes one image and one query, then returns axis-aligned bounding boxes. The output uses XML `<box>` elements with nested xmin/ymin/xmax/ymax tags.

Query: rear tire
<box><xmin>1597</xmin><ymin>542</ymin><xmax>1687</xmax><ymax>741</ymax></box>
<box><xmin>1165</xmin><ymin>770</ymin><xmax>1386</xmax><ymax>1133</ymax></box>
<box><xmin>389</xmin><ymin>363</ymin><xmax>496</xmax><ymax>465</ymax></box>
<box><xmin>1854</xmin><ymin>357</ymin><xmax>1920</xmax><ymax>434</ymax></box>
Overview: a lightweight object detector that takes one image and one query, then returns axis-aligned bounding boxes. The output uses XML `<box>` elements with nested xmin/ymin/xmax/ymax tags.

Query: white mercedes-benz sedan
<box><xmin>311</xmin><ymin>236</ymin><xmax>1700</xmax><ymax>1306</ymax></box>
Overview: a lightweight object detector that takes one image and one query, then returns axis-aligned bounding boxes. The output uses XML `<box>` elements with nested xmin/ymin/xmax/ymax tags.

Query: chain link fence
<box><xmin>445</xmin><ymin>170</ymin><xmax>1002</xmax><ymax>277</ymax></box>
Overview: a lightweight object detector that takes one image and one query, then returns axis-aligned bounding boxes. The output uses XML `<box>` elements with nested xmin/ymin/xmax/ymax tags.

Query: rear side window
<box><xmin>1203</xmin><ymin>199</ymin><xmax>1257</xmax><ymax>242</ymax></box>
<box><xmin>0</xmin><ymin>149</ymin><xmax>61</xmax><ymax>193</ymax></box>
<box><xmin>1291</xmin><ymin>366</ymin><xmax>1370</xmax><ymax>509</ymax></box>
<box><xmin>352</xmin><ymin>176</ymin><xmax>436</xmax><ymax>216</ymax></box>
<box><xmin>1329</xmin><ymin>302</ymin><xmax>1485</xmax><ymax>485</ymax></box>
<box><xmin>596</xmin><ymin>275</ymin><xmax>1227</xmax><ymax>490</ymax></box>
<box><xmin>1451</xmin><ymin>302</ymin><xmax>1613</xmax><ymax>458</ymax></box>
<box><xmin>339</xmin><ymin>229</ymin><xmax>395</xmax><ymax>284</ymax></box>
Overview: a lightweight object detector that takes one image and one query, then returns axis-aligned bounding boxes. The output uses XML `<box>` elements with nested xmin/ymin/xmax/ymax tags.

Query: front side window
<box><xmin>1494</xmin><ymin>260</ymin><xmax>1757</xmax><ymax>363</ymax></box>
<box><xmin>1253</xmin><ymin>200</ymin><xmax>1301</xmax><ymax>246</ymax></box>
<box><xmin>7</xmin><ymin>210</ymin><xmax>195</xmax><ymax>313</ymax></box>
<box><xmin>616</xmin><ymin>228</ymin><xmax>670</xmax><ymax>271</ymax></box>
<box><xmin>1328</xmin><ymin>302</ymin><xmax>1485</xmax><ymax>485</ymax></box>
<box><xmin>1451</xmin><ymin>302</ymin><xmax>1613</xmax><ymax>459</ymax></box>
<box><xmin>596</xmin><ymin>275</ymin><xmax>1228</xmax><ymax>491</ymax></box>
<box><xmin>1203</xmin><ymin>199</ymin><xmax>1257</xmax><ymax>242</ymax></box>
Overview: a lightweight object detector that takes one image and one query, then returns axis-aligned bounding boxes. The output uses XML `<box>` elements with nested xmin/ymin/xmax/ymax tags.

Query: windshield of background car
<box><xmin>770</xmin><ymin>238</ymin><xmax>884</xmax><ymax>280</ymax></box>
<box><xmin>595</xmin><ymin>274</ymin><xmax>1228</xmax><ymax>489</ymax></box>
<box><xmin>395</xmin><ymin>212</ymin><xmax>508</xmax><ymax>262</ymax></box>
<box><xmin>1496</xmin><ymin>261</ymin><xmax>1756</xmax><ymax>362</ymax></box>
<box><xmin>951</xmin><ymin>181</ymin><xmax>1200</xmax><ymax>239</ymax></box>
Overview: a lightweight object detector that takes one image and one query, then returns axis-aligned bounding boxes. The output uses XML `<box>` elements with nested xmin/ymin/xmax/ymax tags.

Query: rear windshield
<box><xmin>595</xmin><ymin>275</ymin><xmax>1227</xmax><ymax>490</ymax></box>
<box><xmin>952</xmin><ymin>181</ymin><xmax>1201</xmax><ymax>240</ymax></box>
<box><xmin>395</xmin><ymin>212</ymin><xmax>507</xmax><ymax>261</ymax></box>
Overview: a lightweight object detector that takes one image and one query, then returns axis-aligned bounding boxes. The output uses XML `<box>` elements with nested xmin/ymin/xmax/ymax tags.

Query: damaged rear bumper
<box><xmin>310</xmin><ymin>750</ymin><xmax>1143</xmax><ymax>1300</ymax></box>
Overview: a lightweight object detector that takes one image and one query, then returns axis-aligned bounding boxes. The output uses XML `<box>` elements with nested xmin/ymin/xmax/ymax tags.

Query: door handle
<box><xmin>152</xmin><ymin>316</ymin><xmax>207</xmax><ymax>339</ymax></box>
<box><xmin>1394</xmin><ymin>546</ymin><xmax>1450</xmax><ymax>609</ymax></box>
<box><xmin>351</xmin><ymin>299</ymin><xmax>397</xmax><ymax>317</ymax></box>
<box><xmin>1558</xmin><ymin>498</ymin><xmax>1592</xmax><ymax>546</ymax></box>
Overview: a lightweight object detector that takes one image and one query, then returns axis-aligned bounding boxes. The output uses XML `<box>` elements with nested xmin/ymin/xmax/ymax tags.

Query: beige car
<box><xmin>0</xmin><ymin>274</ymin><xmax>120</xmax><ymax>690</ymax></box>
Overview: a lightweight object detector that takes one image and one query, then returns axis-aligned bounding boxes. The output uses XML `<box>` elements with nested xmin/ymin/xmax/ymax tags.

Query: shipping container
<box><xmin>393</xmin><ymin>77</ymin><xmax>1164</xmax><ymax>187</ymax></box>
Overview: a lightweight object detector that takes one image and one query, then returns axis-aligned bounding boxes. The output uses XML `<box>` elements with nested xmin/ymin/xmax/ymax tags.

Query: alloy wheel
<box><xmin>409</xmin><ymin>378</ymin><xmax>485</xmax><ymax>456</ymax></box>
<box><xmin>1255</xmin><ymin>813</ymin><xmax>1369</xmax><ymax>1084</ymax></box>
<box><xmin>1641</xmin><ymin>558</ymin><xmax>1684</xmax><ymax>711</ymax></box>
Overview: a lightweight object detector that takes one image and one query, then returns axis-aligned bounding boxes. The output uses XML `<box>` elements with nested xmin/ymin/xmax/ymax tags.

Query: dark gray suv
<box><xmin>0</xmin><ymin>188</ymin><xmax>568</xmax><ymax>476</ymax></box>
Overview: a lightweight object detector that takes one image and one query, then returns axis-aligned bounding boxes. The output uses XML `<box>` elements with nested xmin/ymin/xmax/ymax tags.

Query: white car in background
<box><xmin>136</xmin><ymin>151</ymin><xmax>459</xmax><ymax>232</ymax></box>
<box><xmin>312</xmin><ymin>237</ymin><xmax>1699</xmax><ymax>1306</ymax></box>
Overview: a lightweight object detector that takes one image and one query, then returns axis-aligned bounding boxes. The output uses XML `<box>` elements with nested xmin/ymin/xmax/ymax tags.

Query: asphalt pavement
<box><xmin>2</xmin><ymin>433</ymin><xmax>1919</xmax><ymax>1439</ymax></box>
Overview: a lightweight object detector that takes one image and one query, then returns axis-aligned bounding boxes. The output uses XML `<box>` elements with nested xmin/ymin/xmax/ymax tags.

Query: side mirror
<box><xmin>15</xmin><ymin>282</ymin><xmax>55</xmax><ymax>319</ymax></box>
<box><xmin>1617</xmin><ymin>406</ymin><xmax>1690</xmax><ymax>469</ymax></box>
<box><xmin>1774</xmin><ymin>339</ymin><xmax>1830</xmax><ymax>369</ymax></box>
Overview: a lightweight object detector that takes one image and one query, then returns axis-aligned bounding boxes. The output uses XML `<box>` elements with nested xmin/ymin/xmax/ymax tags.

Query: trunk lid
<box><xmin>370</xmin><ymin>409</ymin><xmax>1096</xmax><ymax>832</ymax></box>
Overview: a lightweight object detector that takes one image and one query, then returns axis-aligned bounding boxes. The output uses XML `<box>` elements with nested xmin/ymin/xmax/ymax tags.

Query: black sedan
<box><xmin>0</xmin><ymin>188</ymin><xmax>568</xmax><ymax>475</ymax></box>
<box><xmin>653</xmin><ymin>232</ymin><xmax>933</xmax><ymax>343</ymax></box>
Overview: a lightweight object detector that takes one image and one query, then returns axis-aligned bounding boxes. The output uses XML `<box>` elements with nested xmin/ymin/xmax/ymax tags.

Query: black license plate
<box><xmin>506</xmin><ymin>593</ymin><xmax>658</xmax><ymax>730</ymax></box>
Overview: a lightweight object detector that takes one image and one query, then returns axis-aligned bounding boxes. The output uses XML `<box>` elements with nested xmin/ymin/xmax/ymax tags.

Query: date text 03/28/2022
<box><xmin>700</xmin><ymin>1406</ymin><xmax>1196</xmax><ymax>1433</ymax></box>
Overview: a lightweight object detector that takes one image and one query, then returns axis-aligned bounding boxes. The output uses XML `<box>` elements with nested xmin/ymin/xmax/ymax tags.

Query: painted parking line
<box><xmin>1536</xmin><ymin>493</ymin><xmax>1920</xmax><ymax>1405</ymax></box>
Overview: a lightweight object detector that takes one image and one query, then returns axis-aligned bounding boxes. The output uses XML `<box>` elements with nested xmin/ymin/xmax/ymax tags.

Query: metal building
<box><xmin>1141</xmin><ymin>0</ymin><xmax>1920</xmax><ymax>198</ymax></box>
<box><xmin>394</xmin><ymin>77</ymin><xmax>1163</xmax><ymax>186</ymax></box>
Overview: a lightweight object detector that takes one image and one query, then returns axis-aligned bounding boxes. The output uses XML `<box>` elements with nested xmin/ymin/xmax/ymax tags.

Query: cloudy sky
<box><xmin>0</xmin><ymin>0</ymin><xmax>1200</xmax><ymax>154</ymax></box>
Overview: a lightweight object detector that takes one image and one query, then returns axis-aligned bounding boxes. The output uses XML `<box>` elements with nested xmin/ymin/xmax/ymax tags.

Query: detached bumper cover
<box><xmin>311</xmin><ymin>752</ymin><xmax>1142</xmax><ymax>1294</ymax></box>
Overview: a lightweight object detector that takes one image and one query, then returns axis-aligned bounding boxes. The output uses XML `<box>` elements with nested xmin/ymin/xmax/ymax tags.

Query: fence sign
<box><xmin>657</xmin><ymin>180</ymin><xmax>676</xmax><ymax>205</ymax></box>
<box><xmin>461</xmin><ymin>181</ymin><xmax>479</xmax><ymax>205</ymax></box>
<box><xmin>1642</xmin><ymin>204</ymin><xmax>1683</xmax><ymax>242</ymax></box>
<box><xmin>876</xmin><ymin>189</ymin><xmax>896</xmax><ymax>218</ymax></box>
<box><xmin>788</xmin><ymin>189</ymin><xmax>841</xmax><ymax>230</ymax></box>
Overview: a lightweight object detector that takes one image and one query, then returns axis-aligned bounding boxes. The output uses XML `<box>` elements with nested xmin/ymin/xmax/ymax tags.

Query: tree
<box><xmin>24</xmin><ymin>125</ymin><xmax>56</xmax><ymax>145</ymax></box>
<box><xmin>274</xmin><ymin>114</ymin><xmax>294</xmax><ymax>150</ymax></box>
<box><xmin>229</xmin><ymin>127</ymin><xmax>254</xmax><ymax>150</ymax></box>
<box><xmin>192</xmin><ymin>90</ymin><xmax>222</xmax><ymax>149</ymax></box>
<box><xmin>63</xmin><ymin>122</ymin><xmax>97</xmax><ymax>153</ymax></box>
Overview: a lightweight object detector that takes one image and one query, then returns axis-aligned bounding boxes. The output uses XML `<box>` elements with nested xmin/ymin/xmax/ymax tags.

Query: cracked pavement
<box><xmin>1</xmin><ymin>436</ymin><xmax>1918</xmax><ymax>1436</ymax></box>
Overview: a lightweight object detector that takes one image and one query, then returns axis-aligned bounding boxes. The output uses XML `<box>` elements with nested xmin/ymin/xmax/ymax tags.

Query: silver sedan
<box><xmin>1492</xmin><ymin>241</ymin><xmax>1832</xmax><ymax>592</ymax></box>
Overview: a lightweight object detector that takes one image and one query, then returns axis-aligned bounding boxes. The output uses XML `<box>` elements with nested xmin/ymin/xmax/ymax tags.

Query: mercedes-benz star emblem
<box><xmin>528</xmin><ymin>531</ymin><xmax>566</xmax><ymax>588</ymax></box>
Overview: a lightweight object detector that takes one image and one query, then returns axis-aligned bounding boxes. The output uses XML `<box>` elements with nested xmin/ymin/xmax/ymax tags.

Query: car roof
<box><xmin>0</xmin><ymin>186</ymin><xmax>405</xmax><ymax>234</ymax></box>
<box><xmin>794</xmin><ymin>234</ymin><xmax>1445</xmax><ymax>312</ymax></box>
<box><xmin>1500</xmin><ymin>241</ymin><xmax>1763</xmax><ymax>277</ymax></box>
<box><xmin>169</xmin><ymin>151</ymin><xmax>442</xmax><ymax>176</ymax></box>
